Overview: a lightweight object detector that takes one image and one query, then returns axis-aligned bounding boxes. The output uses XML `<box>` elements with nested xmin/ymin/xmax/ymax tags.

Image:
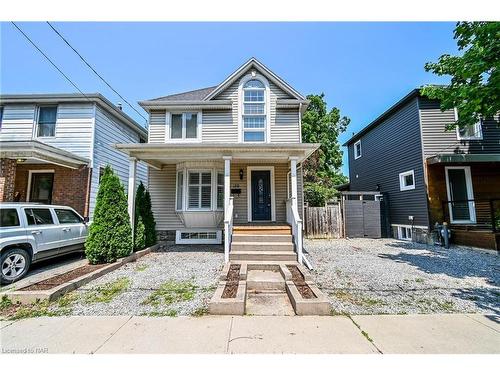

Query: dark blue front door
<box><xmin>251</xmin><ymin>170</ymin><xmax>271</xmax><ymax>221</ymax></box>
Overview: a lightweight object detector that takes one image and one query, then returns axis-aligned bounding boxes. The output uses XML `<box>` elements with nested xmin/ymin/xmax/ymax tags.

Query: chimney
<box><xmin>117</xmin><ymin>102</ymin><xmax>123</xmax><ymax>110</ymax></box>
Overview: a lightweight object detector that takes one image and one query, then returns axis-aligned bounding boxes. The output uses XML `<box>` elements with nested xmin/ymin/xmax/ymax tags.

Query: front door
<box><xmin>251</xmin><ymin>170</ymin><xmax>271</xmax><ymax>221</ymax></box>
<box><xmin>445</xmin><ymin>166</ymin><xmax>476</xmax><ymax>223</ymax></box>
<box><xmin>29</xmin><ymin>172</ymin><xmax>54</xmax><ymax>204</ymax></box>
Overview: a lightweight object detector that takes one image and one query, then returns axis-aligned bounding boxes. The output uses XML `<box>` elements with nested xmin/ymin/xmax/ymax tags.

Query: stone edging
<box><xmin>2</xmin><ymin>244</ymin><xmax>159</xmax><ymax>305</ymax></box>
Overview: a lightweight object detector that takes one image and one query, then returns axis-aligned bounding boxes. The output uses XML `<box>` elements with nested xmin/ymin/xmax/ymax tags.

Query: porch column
<box><xmin>290</xmin><ymin>157</ymin><xmax>299</xmax><ymax>210</ymax></box>
<box><xmin>223</xmin><ymin>156</ymin><xmax>232</xmax><ymax>212</ymax></box>
<box><xmin>127</xmin><ymin>157</ymin><xmax>137</xmax><ymax>230</ymax></box>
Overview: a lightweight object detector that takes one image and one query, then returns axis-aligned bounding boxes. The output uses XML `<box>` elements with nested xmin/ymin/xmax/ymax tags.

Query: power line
<box><xmin>11</xmin><ymin>22</ymin><xmax>93</xmax><ymax>102</ymax></box>
<box><xmin>46</xmin><ymin>21</ymin><xmax>147</xmax><ymax>123</ymax></box>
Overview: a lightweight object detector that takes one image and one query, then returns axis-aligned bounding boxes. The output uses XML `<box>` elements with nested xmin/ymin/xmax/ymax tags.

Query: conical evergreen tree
<box><xmin>85</xmin><ymin>165</ymin><xmax>133</xmax><ymax>263</ymax></box>
<box><xmin>143</xmin><ymin>190</ymin><xmax>157</xmax><ymax>247</ymax></box>
<box><xmin>134</xmin><ymin>216</ymin><xmax>146</xmax><ymax>251</ymax></box>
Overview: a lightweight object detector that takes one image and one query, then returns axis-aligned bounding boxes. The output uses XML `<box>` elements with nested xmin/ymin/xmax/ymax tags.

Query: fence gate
<box><xmin>342</xmin><ymin>192</ymin><xmax>390</xmax><ymax>239</ymax></box>
<box><xmin>304</xmin><ymin>203</ymin><xmax>342</xmax><ymax>239</ymax></box>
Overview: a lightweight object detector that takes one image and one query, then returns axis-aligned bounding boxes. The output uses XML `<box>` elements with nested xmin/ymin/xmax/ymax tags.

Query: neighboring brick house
<box><xmin>0</xmin><ymin>94</ymin><xmax>148</xmax><ymax>217</ymax></box>
<box><xmin>344</xmin><ymin>89</ymin><xmax>500</xmax><ymax>250</ymax></box>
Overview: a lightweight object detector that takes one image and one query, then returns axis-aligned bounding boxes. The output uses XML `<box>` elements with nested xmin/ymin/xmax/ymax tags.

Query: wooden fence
<box><xmin>303</xmin><ymin>203</ymin><xmax>343</xmax><ymax>239</ymax></box>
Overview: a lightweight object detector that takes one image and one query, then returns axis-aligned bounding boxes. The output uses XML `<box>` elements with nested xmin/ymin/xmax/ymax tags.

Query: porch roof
<box><xmin>114</xmin><ymin>142</ymin><xmax>320</xmax><ymax>169</ymax></box>
<box><xmin>426</xmin><ymin>153</ymin><xmax>500</xmax><ymax>165</ymax></box>
<box><xmin>0</xmin><ymin>141</ymin><xmax>90</xmax><ymax>169</ymax></box>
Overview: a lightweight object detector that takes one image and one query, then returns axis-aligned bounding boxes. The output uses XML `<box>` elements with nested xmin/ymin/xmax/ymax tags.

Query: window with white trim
<box><xmin>188</xmin><ymin>171</ymin><xmax>212</xmax><ymax>209</ymax></box>
<box><xmin>456</xmin><ymin>120</ymin><xmax>483</xmax><ymax>140</ymax></box>
<box><xmin>397</xmin><ymin>226</ymin><xmax>412</xmax><ymax>241</ymax></box>
<box><xmin>37</xmin><ymin>106</ymin><xmax>57</xmax><ymax>137</ymax></box>
<box><xmin>176</xmin><ymin>170</ymin><xmax>184</xmax><ymax>210</ymax></box>
<box><xmin>170</xmin><ymin>113</ymin><xmax>198</xmax><ymax>140</ymax></box>
<box><xmin>243</xmin><ymin>79</ymin><xmax>266</xmax><ymax>142</ymax></box>
<box><xmin>399</xmin><ymin>170</ymin><xmax>415</xmax><ymax>191</ymax></box>
<box><xmin>217</xmin><ymin>172</ymin><xmax>224</xmax><ymax>209</ymax></box>
<box><xmin>354</xmin><ymin>140</ymin><xmax>362</xmax><ymax>159</ymax></box>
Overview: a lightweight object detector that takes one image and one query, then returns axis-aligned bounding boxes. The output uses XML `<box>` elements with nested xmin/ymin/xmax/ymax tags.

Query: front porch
<box><xmin>426</xmin><ymin>156</ymin><xmax>500</xmax><ymax>250</ymax></box>
<box><xmin>0</xmin><ymin>141</ymin><xmax>91</xmax><ymax>215</ymax></box>
<box><xmin>115</xmin><ymin>142</ymin><xmax>319</xmax><ymax>264</ymax></box>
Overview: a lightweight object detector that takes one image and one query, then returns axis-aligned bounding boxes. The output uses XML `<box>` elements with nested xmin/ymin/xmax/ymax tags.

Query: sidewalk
<box><xmin>1</xmin><ymin>314</ymin><xmax>499</xmax><ymax>354</ymax></box>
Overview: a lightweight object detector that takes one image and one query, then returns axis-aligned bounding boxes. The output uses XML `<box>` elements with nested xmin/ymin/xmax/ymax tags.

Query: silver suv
<box><xmin>0</xmin><ymin>203</ymin><xmax>88</xmax><ymax>284</ymax></box>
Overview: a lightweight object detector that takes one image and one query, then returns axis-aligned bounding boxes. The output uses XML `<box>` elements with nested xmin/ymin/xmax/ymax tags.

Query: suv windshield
<box><xmin>0</xmin><ymin>209</ymin><xmax>20</xmax><ymax>227</ymax></box>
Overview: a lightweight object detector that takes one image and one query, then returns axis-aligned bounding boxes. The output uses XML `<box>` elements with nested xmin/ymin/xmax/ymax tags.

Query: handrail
<box><xmin>287</xmin><ymin>197</ymin><xmax>303</xmax><ymax>265</ymax></box>
<box><xmin>224</xmin><ymin>196</ymin><xmax>234</xmax><ymax>263</ymax></box>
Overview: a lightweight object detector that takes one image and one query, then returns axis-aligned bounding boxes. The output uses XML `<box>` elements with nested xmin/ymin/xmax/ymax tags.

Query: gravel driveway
<box><xmin>305</xmin><ymin>238</ymin><xmax>499</xmax><ymax>315</ymax></box>
<box><xmin>61</xmin><ymin>245</ymin><xmax>224</xmax><ymax>317</ymax></box>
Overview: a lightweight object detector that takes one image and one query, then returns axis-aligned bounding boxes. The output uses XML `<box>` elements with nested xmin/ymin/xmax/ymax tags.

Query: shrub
<box><xmin>134</xmin><ymin>216</ymin><xmax>146</xmax><ymax>251</ymax></box>
<box><xmin>85</xmin><ymin>166</ymin><xmax>133</xmax><ymax>264</ymax></box>
<box><xmin>143</xmin><ymin>190</ymin><xmax>157</xmax><ymax>247</ymax></box>
<box><xmin>304</xmin><ymin>182</ymin><xmax>336</xmax><ymax>207</ymax></box>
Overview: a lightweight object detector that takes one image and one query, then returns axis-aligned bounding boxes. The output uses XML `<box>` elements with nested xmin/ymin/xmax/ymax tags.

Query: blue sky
<box><xmin>1</xmin><ymin>22</ymin><xmax>457</xmax><ymax>174</ymax></box>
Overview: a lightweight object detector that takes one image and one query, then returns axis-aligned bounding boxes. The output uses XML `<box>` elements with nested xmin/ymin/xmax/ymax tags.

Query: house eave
<box><xmin>138</xmin><ymin>100</ymin><xmax>232</xmax><ymax>111</ymax></box>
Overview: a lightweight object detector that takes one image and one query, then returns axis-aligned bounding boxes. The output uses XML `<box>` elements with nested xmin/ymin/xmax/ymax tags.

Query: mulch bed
<box><xmin>221</xmin><ymin>264</ymin><xmax>240</xmax><ymax>299</ymax></box>
<box><xmin>287</xmin><ymin>265</ymin><xmax>316</xmax><ymax>299</ymax></box>
<box><xmin>20</xmin><ymin>264</ymin><xmax>107</xmax><ymax>291</ymax></box>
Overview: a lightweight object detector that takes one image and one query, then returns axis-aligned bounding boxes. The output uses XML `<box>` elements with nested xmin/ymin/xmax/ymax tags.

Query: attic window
<box><xmin>242</xmin><ymin>79</ymin><xmax>266</xmax><ymax>142</ymax></box>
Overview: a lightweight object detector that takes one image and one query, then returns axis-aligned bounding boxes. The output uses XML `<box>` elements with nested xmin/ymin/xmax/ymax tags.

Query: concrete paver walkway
<box><xmin>1</xmin><ymin>314</ymin><xmax>498</xmax><ymax>354</ymax></box>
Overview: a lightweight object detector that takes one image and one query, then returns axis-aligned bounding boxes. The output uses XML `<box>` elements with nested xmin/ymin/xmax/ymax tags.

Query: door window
<box><xmin>24</xmin><ymin>208</ymin><xmax>55</xmax><ymax>226</ymax></box>
<box><xmin>29</xmin><ymin>173</ymin><xmax>54</xmax><ymax>204</ymax></box>
<box><xmin>55</xmin><ymin>209</ymin><xmax>83</xmax><ymax>224</ymax></box>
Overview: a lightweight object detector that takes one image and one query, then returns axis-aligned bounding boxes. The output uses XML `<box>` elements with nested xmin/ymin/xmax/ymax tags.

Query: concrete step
<box><xmin>246</xmin><ymin>269</ymin><xmax>285</xmax><ymax>291</ymax></box>
<box><xmin>229</xmin><ymin>251</ymin><xmax>297</xmax><ymax>262</ymax></box>
<box><xmin>231</xmin><ymin>242</ymin><xmax>294</xmax><ymax>252</ymax></box>
<box><xmin>245</xmin><ymin>290</ymin><xmax>295</xmax><ymax>316</ymax></box>
<box><xmin>232</xmin><ymin>234</ymin><xmax>293</xmax><ymax>243</ymax></box>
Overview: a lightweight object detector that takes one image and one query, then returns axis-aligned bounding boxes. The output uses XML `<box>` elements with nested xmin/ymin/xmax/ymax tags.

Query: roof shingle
<box><xmin>149</xmin><ymin>86</ymin><xmax>217</xmax><ymax>101</ymax></box>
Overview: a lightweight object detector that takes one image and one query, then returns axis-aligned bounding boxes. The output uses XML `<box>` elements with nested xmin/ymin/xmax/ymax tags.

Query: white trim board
<box><xmin>246</xmin><ymin>165</ymin><xmax>276</xmax><ymax>222</ymax></box>
<box><xmin>445</xmin><ymin>166</ymin><xmax>476</xmax><ymax>224</ymax></box>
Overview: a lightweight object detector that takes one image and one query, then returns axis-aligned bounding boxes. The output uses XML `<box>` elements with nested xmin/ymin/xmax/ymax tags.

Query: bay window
<box><xmin>242</xmin><ymin>79</ymin><xmax>266</xmax><ymax>142</ymax></box>
<box><xmin>176</xmin><ymin>169</ymin><xmax>225</xmax><ymax>211</ymax></box>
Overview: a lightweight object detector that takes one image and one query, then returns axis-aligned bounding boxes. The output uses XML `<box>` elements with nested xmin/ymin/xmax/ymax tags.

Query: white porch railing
<box><xmin>286</xmin><ymin>197</ymin><xmax>303</xmax><ymax>265</ymax></box>
<box><xmin>224</xmin><ymin>196</ymin><xmax>234</xmax><ymax>263</ymax></box>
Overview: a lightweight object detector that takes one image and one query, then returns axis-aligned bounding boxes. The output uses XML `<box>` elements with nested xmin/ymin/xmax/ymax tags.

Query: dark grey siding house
<box><xmin>344</xmin><ymin>89</ymin><xmax>500</xmax><ymax>250</ymax></box>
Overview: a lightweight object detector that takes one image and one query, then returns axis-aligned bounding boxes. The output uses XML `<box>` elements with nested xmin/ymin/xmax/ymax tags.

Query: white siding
<box><xmin>40</xmin><ymin>103</ymin><xmax>94</xmax><ymax>160</ymax></box>
<box><xmin>91</xmin><ymin>105</ymin><xmax>147</xmax><ymax>217</ymax></box>
<box><xmin>148</xmin><ymin>165</ymin><xmax>184</xmax><ymax>230</ymax></box>
<box><xmin>148</xmin><ymin>110</ymin><xmax>166</xmax><ymax>143</ymax></box>
<box><xmin>0</xmin><ymin>104</ymin><xmax>35</xmax><ymax>141</ymax></box>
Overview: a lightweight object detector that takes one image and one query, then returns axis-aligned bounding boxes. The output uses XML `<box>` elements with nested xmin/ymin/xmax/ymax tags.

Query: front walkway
<box><xmin>1</xmin><ymin>314</ymin><xmax>498</xmax><ymax>354</ymax></box>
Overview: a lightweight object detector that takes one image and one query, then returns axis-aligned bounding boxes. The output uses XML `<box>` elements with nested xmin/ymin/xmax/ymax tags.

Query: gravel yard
<box><xmin>58</xmin><ymin>245</ymin><xmax>224</xmax><ymax>317</ymax></box>
<box><xmin>306</xmin><ymin>238</ymin><xmax>499</xmax><ymax>315</ymax></box>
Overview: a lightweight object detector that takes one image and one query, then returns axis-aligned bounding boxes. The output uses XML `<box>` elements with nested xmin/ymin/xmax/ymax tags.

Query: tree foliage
<box><xmin>134</xmin><ymin>181</ymin><xmax>157</xmax><ymax>248</ymax></box>
<box><xmin>301</xmin><ymin>94</ymin><xmax>350</xmax><ymax>186</ymax></box>
<box><xmin>85</xmin><ymin>165</ymin><xmax>132</xmax><ymax>264</ymax></box>
<box><xmin>301</xmin><ymin>94</ymin><xmax>349</xmax><ymax>206</ymax></box>
<box><xmin>421</xmin><ymin>22</ymin><xmax>500</xmax><ymax>130</ymax></box>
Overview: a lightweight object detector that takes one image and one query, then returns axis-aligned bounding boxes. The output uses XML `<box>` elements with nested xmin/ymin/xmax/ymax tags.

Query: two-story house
<box><xmin>115</xmin><ymin>58</ymin><xmax>319</xmax><ymax>265</ymax></box>
<box><xmin>0</xmin><ymin>93</ymin><xmax>148</xmax><ymax>217</ymax></box>
<box><xmin>344</xmin><ymin>89</ymin><xmax>500</xmax><ymax>250</ymax></box>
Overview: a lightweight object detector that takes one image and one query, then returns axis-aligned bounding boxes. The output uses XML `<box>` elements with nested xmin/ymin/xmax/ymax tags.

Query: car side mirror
<box><xmin>83</xmin><ymin>216</ymin><xmax>90</xmax><ymax>224</ymax></box>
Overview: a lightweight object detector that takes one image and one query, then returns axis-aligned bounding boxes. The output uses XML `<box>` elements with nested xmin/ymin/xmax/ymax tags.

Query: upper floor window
<box><xmin>354</xmin><ymin>140</ymin><xmax>362</xmax><ymax>159</ymax></box>
<box><xmin>243</xmin><ymin>79</ymin><xmax>266</xmax><ymax>142</ymax></box>
<box><xmin>170</xmin><ymin>113</ymin><xmax>199</xmax><ymax>141</ymax></box>
<box><xmin>456</xmin><ymin>120</ymin><xmax>483</xmax><ymax>140</ymax></box>
<box><xmin>37</xmin><ymin>106</ymin><xmax>58</xmax><ymax>137</ymax></box>
<box><xmin>399</xmin><ymin>170</ymin><xmax>415</xmax><ymax>191</ymax></box>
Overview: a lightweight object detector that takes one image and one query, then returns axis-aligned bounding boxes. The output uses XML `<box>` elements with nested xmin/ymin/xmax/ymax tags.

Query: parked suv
<box><xmin>0</xmin><ymin>203</ymin><xmax>88</xmax><ymax>284</ymax></box>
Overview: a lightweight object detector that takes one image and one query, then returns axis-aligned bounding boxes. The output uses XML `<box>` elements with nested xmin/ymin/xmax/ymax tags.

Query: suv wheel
<box><xmin>1</xmin><ymin>248</ymin><xmax>31</xmax><ymax>285</ymax></box>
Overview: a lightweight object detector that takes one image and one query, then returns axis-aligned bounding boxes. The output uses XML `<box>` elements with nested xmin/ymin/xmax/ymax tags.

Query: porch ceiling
<box><xmin>0</xmin><ymin>141</ymin><xmax>90</xmax><ymax>169</ymax></box>
<box><xmin>114</xmin><ymin>142</ymin><xmax>320</xmax><ymax>169</ymax></box>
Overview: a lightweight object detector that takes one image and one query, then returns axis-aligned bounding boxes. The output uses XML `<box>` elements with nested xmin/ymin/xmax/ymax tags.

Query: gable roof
<box><xmin>148</xmin><ymin>86</ymin><xmax>217</xmax><ymax>102</ymax></box>
<box><xmin>343</xmin><ymin>89</ymin><xmax>421</xmax><ymax>146</ymax></box>
<box><xmin>204</xmin><ymin>57</ymin><xmax>306</xmax><ymax>101</ymax></box>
